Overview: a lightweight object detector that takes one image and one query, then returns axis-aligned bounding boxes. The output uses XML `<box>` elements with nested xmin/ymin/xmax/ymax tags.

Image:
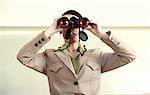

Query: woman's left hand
<box><xmin>84</xmin><ymin>20</ymin><xmax>103</xmax><ymax>38</ymax></box>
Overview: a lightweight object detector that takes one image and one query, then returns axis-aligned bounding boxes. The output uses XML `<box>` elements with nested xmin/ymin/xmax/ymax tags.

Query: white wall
<box><xmin>0</xmin><ymin>0</ymin><xmax>149</xmax><ymax>27</ymax></box>
<box><xmin>0</xmin><ymin>0</ymin><xmax>150</xmax><ymax>95</ymax></box>
<box><xmin>0</xmin><ymin>27</ymin><xmax>150</xmax><ymax>95</ymax></box>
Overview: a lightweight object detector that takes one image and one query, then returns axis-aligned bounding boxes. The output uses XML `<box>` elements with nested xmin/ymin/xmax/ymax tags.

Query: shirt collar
<box><xmin>58</xmin><ymin>42</ymin><xmax>86</xmax><ymax>56</ymax></box>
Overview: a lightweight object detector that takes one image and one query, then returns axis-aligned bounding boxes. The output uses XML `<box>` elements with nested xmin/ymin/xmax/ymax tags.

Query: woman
<box><xmin>17</xmin><ymin>10</ymin><xmax>136</xmax><ymax>95</ymax></box>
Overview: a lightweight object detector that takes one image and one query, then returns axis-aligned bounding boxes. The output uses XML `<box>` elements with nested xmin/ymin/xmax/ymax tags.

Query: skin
<box><xmin>44</xmin><ymin>14</ymin><xmax>108</xmax><ymax>57</ymax></box>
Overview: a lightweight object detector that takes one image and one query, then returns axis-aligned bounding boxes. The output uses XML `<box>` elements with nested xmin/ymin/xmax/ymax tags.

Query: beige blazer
<box><xmin>17</xmin><ymin>31</ymin><xmax>136</xmax><ymax>95</ymax></box>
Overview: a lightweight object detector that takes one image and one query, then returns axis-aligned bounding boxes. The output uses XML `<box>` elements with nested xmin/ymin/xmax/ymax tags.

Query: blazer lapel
<box><xmin>78</xmin><ymin>51</ymin><xmax>90</xmax><ymax>72</ymax></box>
<box><xmin>54</xmin><ymin>51</ymin><xmax>77</xmax><ymax>77</ymax></box>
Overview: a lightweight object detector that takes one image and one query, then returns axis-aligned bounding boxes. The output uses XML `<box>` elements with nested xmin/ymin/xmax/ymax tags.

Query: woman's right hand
<box><xmin>44</xmin><ymin>17</ymin><xmax>64</xmax><ymax>38</ymax></box>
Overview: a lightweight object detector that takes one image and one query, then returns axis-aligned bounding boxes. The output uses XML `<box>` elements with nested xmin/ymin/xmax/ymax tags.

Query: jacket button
<box><xmin>35</xmin><ymin>43</ymin><xmax>38</xmax><ymax>47</ymax></box>
<box><xmin>116</xmin><ymin>42</ymin><xmax>120</xmax><ymax>45</ymax></box>
<box><xmin>41</xmin><ymin>38</ymin><xmax>45</xmax><ymax>41</ymax></box>
<box><xmin>74</xmin><ymin>81</ymin><xmax>78</xmax><ymax>85</ymax></box>
<box><xmin>106</xmin><ymin>31</ymin><xmax>111</xmax><ymax>36</ymax></box>
<box><xmin>38</xmin><ymin>41</ymin><xmax>41</xmax><ymax>44</ymax></box>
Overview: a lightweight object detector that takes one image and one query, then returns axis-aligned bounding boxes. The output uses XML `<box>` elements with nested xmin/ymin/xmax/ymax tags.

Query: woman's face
<box><xmin>60</xmin><ymin>14</ymin><xmax>80</xmax><ymax>44</ymax></box>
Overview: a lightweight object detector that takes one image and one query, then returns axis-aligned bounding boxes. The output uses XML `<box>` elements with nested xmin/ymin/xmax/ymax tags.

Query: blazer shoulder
<box><xmin>87</xmin><ymin>48</ymin><xmax>101</xmax><ymax>53</ymax></box>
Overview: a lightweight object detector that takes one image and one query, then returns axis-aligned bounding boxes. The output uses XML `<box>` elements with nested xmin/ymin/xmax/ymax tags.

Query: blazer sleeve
<box><xmin>17</xmin><ymin>31</ymin><xmax>50</xmax><ymax>74</ymax></box>
<box><xmin>100</xmin><ymin>31</ymin><xmax>136</xmax><ymax>73</ymax></box>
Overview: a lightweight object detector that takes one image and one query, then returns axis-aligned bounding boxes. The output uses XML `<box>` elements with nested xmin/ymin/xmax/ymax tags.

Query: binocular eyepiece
<box><xmin>57</xmin><ymin>16</ymin><xmax>91</xmax><ymax>41</ymax></box>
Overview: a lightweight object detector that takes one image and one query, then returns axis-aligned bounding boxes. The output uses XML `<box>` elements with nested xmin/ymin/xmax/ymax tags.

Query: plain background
<box><xmin>0</xmin><ymin>0</ymin><xmax>150</xmax><ymax>95</ymax></box>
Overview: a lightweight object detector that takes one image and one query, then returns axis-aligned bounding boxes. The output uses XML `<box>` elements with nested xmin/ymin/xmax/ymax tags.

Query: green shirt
<box><xmin>58</xmin><ymin>43</ymin><xmax>86</xmax><ymax>74</ymax></box>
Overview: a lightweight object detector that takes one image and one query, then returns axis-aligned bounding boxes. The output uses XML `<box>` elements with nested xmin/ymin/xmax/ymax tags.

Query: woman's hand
<box><xmin>84</xmin><ymin>20</ymin><xmax>105</xmax><ymax>39</ymax></box>
<box><xmin>44</xmin><ymin>17</ymin><xmax>64</xmax><ymax>38</ymax></box>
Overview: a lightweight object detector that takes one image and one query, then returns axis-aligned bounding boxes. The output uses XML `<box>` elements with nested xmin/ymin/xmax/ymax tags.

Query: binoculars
<box><xmin>58</xmin><ymin>17</ymin><xmax>91</xmax><ymax>41</ymax></box>
<box><xmin>58</xmin><ymin>17</ymin><xmax>90</xmax><ymax>29</ymax></box>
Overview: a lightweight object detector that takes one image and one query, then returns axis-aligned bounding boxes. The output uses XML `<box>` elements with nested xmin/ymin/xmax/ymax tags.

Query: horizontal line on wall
<box><xmin>0</xmin><ymin>26</ymin><xmax>150</xmax><ymax>28</ymax></box>
<box><xmin>0</xmin><ymin>26</ymin><xmax>150</xmax><ymax>31</ymax></box>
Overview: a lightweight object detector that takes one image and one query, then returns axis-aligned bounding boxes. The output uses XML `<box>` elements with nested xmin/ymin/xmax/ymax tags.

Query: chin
<box><xmin>70</xmin><ymin>39</ymin><xmax>78</xmax><ymax>44</ymax></box>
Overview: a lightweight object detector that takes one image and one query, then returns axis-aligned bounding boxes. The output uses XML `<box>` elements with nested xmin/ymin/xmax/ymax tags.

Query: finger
<box><xmin>85</xmin><ymin>25</ymin><xmax>93</xmax><ymax>30</ymax></box>
<box><xmin>89</xmin><ymin>20</ymin><xmax>95</xmax><ymax>23</ymax></box>
<box><xmin>54</xmin><ymin>17</ymin><xmax>62</xmax><ymax>21</ymax></box>
<box><xmin>57</xmin><ymin>28</ymin><xmax>63</xmax><ymax>31</ymax></box>
<box><xmin>53</xmin><ymin>17</ymin><xmax>62</xmax><ymax>26</ymax></box>
<box><xmin>89</xmin><ymin>20</ymin><xmax>98</xmax><ymax>24</ymax></box>
<box><xmin>87</xmin><ymin>23</ymin><xmax>97</xmax><ymax>29</ymax></box>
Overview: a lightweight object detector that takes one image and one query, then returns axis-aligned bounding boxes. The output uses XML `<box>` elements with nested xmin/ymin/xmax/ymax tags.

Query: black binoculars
<box><xmin>58</xmin><ymin>17</ymin><xmax>90</xmax><ymax>29</ymax></box>
<box><xmin>57</xmin><ymin>17</ymin><xmax>91</xmax><ymax>41</ymax></box>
